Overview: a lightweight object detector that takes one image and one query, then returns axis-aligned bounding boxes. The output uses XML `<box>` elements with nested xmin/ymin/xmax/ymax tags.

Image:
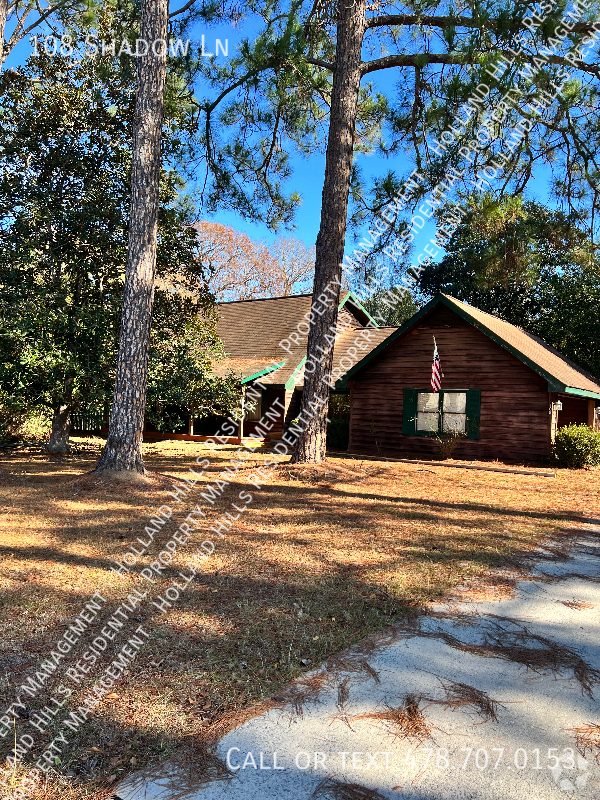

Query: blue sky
<box><xmin>5</xmin><ymin>12</ymin><xmax>440</xmax><ymax>270</ymax></box>
<box><xmin>5</xmin><ymin>9</ymin><xmax>561</xmax><ymax>278</ymax></box>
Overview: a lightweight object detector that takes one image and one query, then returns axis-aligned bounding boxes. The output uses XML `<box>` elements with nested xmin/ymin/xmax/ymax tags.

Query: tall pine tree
<box><xmin>196</xmin><ymin>0</ymin><xmax>600</xmax><ymax>461</ymax></box>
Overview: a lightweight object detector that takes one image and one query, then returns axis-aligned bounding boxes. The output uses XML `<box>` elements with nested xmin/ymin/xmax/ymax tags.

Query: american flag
<box><xmin>431</xmin><ymin>337</ymin><xmax>442</xmax><ymax>392</ymax></box>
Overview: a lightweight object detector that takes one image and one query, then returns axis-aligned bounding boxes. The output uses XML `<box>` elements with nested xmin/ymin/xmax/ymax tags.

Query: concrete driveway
<box><xmin>114</xmin><ymin>523</ymin><xmax>600</xmax><ymax>800</ymax></box>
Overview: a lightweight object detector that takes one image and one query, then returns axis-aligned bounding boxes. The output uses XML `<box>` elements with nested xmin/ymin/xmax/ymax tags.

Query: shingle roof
<box><xmin>211</xmin><ymin>358</ymin><xmax>286</xmax><ymax>382</ymax></box>
<box><xmin>443</xmin><ymin>295</ymin><xmax>600</xmax><ymax>395</ymax></box>
<box><xmin>291</xmin><ymin>327</ymin><xmax>399</xmax><ymax>388</ymax></box>
<box><xmin>216</xmin><ymin>294</ymin><xmax>313</xmax><ymax>363</ymax></box>
<box><xmin>344</xmin><ymin>294</ymin><xmax>600</xmax><ymax>398</ymax></box>
<box><xmin>214</xmin><ymin>292</ymin><xmax>386</xmax><ymax>387</ymax></box>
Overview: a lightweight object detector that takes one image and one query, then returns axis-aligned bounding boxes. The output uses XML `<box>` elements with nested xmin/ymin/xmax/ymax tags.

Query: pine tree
<box><xmin>94</xmin><ymin>0</ymin><xmax>169</xmax><ymax>474</ymax></box>
<box><xmin>198</xmin><ymin>0</ymin><xmax>600</xmax><ymax>461</ymax></box>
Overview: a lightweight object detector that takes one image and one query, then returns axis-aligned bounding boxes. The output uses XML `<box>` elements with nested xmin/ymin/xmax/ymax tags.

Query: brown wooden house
<box><xmin>199</xmin><ymin>292</ymin><xmax>392</xmax><ymax>441</ymax></box>
<box><xmin>341</xmin><ymin>294</ymin><xmax>600</xmax><ymax>463</ymax></box>
<box><xmin>74</xmin><ymin>292</ymin><xmax>392</xmax><ymax>443</ymax></box>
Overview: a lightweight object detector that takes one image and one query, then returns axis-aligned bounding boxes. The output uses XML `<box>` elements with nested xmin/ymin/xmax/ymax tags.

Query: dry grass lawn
<box><xmin>0</xmin><ymin>437</ymin><xmax>598</xmax><ymax>799</ymax></box>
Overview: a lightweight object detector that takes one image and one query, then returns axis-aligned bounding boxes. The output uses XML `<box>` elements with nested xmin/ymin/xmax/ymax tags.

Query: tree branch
<box><xmin>361</xmin><ymin>51</ymin><xmax>600</xmax><ymax>77</ymax></box>
<box><xmin>169</xmin><ymin>0</ymin><xmax>196</xmax><ymax>18</ymax></box>
<box><xmin>366</xmin><ymin>13</ymin><xmax>600</xmax><ymax>36</ymax></box>
<box><xmin>4</xmin><ymin>0</ymin><xmax>75</xmax><ymax>61</ymax></box>
<box><xmin>306</xmin><ymin>56</ymin><xmax>334</xmax><ymax>71</ymax></box>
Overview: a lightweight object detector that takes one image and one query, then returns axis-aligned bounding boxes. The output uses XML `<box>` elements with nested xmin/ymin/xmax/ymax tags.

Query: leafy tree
<box><xmin>416</xmin><ymin>197</ymin><xmax>600</xmax><ymax>378</ymax></box>
<box><xmin>195</xmin><ymin>221</ymin><xmax>314</xmax><ymax>300</ymax></box>
<box><xmin>0</xmin><ymin>0</ymin><xmax>95</xmax><ymax>69</ymax></box>
<box><xmin>0</xmin><ymin>46</ymin><xmax>238</xmax><ymax>453</ymax></box>
<box><xmin>194</xmin><ymin>1</ymin><xmax>600</xmax><ymax>462</ymax></box>
<box><xmin>363</xmin><ymin>286</ymin><xmax>419</xmax><ymax>326</ymax></box>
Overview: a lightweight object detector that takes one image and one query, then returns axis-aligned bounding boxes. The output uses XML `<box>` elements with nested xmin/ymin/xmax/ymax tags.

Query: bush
<box><xmin>0</xmin><ymin>406</ymin><xmax>25</xmax><ymax>443</ymax></box>
<box><xmin>553</xmin><ymin>423</ymin><xmax>600</xmax><ymax>468</ymax></box>
<box><xmin>0</xmin><ymin>401</ymin><xmax>51</xmax><ymax>444</ymax></box>
<box><xmin>19</xmin><ymin>410</ymin><xmax>52</xmax><ymax>442</ymax></box>
<box><xmin>433</xmin><ymin>430</ymin><xmax>467</xmax><ymax>460</ymax></box>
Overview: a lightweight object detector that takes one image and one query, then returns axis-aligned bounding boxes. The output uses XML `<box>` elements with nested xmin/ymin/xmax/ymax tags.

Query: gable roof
<box><xmin>214</xmin><ymin>291</ymin><xmax>381</xmax><ymax>387</ymax></box>
<box><xmin>289</xmin><ymin>327</ymin><xmax>399</xmax><ymax>389</ymax></box>
<box><xmin>342</xmin><ymin>294</ymin><xmax>600</xmax><ymax>400</ymax></box>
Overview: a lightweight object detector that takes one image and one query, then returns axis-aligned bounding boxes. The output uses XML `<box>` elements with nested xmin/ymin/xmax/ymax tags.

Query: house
<box><xmin>205</xmin><ymin>292</ymin><xmax>393</xmax><ymax>441</ymax></box>
<box><xmin>71</xmin><ymin>291</ymin><xmax>392</xmax><ymax>442</ymax></box>
<box><xmin>341</xmin><ymin>294</ymin><xmax>600</xmax><ymax>463</ymax></box>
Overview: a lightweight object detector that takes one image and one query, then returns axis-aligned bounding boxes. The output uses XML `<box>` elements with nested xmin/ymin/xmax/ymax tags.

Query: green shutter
<box><xmin>466</xmin><ymin>390</ymin><xmax>481</xmax><ymax>439</ymax></box>
<box><xmin>402</xmin><ymin>389</ymin><xmax>418</xmax><ymax>435</ymax></box>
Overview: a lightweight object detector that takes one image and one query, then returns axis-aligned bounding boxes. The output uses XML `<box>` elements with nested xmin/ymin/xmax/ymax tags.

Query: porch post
<box><xmin>587</xmin><ymin>399</ymin><xmax>595</xmax><ymax>429</ymax></box>
<box><xmin>238</xmin><ymin>390</ymin><xmax>245</xmax><ymax>441</ymax></box>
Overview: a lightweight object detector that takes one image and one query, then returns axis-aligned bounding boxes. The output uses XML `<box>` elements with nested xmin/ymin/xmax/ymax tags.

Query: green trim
<box><xmin>285</xmin><ymin>357</ymin><xmax>306</xmax><ymax>391</ymax></box>
<box><xmin>241</xmin><ymin>360</ymin><xmax>286</xmax><ymax>385</ymax></box>
<box><xmin>466</xmin><ymin>389</ymin><xmax>481</xmax><ymax>439</ymax></box>
<box><xmin>339</xmin><ymin>290</ymin><xmax>379</xmax><ymax>327</ymax></box>
<box><xmin>402</xmin><ymin>389</ymin><xmax>418</xmax><ymax>435</ymax></box>
<box><xmin>564</xmin><ymin>386</ymin><xmax>600</xmax><ymax>400</ymax></box>
<box><xmin>434</xmin><ymin>296</ymin><xmax>568</xmax><ymax>391</ymax></box>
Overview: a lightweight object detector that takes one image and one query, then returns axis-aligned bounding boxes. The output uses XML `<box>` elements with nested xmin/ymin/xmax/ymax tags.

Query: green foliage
<box><xmin>146</xmin><ymin>314</ymin><xmax>241</xmax><ymax>430</ymax></box>
<box><xmin>0</xmin><ymin>53</ymin><xmax>131</xmax><ymax>421</ymax></box>
<box><xmin>363</xmin><ymin>287</ymin><xmax>419</xmax><ymax>327</ymax></box>
<box><xmin>416</xmin><ymin>197</ymin><xmax>600</xmax><ymax>378</ymax></box>
<box><xmin>0</xmin><ymin>397</ymin><xmax>51</xmax><ymax>444</ymax></box>
<box><xmin>553</xmin><ymin>424</ymin><xmax>600</xmax><ymax>469</ymax></box>
<box><xmin>0</xmin><ymin>29</ymin><xmax>240</xmax><ymax>437</ymax></box>
<box><xmin>155</xmin><ymin>2</ymin><xmax>600</xmax><ymax>253</ymax></box>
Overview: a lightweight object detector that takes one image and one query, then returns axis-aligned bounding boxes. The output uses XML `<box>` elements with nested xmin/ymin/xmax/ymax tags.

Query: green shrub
<box><xmin>19</xmin><ymin>410</ymin><xmax>52</xmax><ymax>442</ymax></box>
<box><xmin>553</xmin><ymin>423</ymin><xmax>600</xmax><ymax>468</ymax></box>
<box><xmin>0</xmin><ymin>400</ymin><xmax>51</xmax><ymax>444</ymax></box>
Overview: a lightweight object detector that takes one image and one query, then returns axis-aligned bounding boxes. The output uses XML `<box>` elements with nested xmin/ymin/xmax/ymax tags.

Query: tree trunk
<box><xmin>0</xmin><ymin>0</ymin><xmax>7</xmax><ymax>70</ymax></box>
<box><xmin>95</xmin><ymin>0</ymin><xmax>168</xmax><ymax>475</ymax></box>
<box><xmin>46</xmin><ymin>406</ymin><xmax>71</xmax><ymax>454</ymax></box>
<box><xmin>291</xmin><ymin>0</ymin><xmax>366</xmax><ymax>463</ymax></box>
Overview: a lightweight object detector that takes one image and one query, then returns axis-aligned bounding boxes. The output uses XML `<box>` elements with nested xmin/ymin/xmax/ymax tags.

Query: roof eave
<box><xmin>241</xmin><ymin>360</ymin><xmax>287</xmax><ymax>384</ymax></box>
<box><xmin>342</xmin><ymin>296</ymin><xmax>442</xmax><ymax>381</ymax></box>
<box><xmin>342</xmin><ymin>294</ymin><xmax>600</xmax><ymax>396</ymax></box>
<box><xmin>285</xmin><ymin>357</ymin><xmax>307</xmax><ymax>391</ymax></box>
<box><xmin>340</xmin><ymin>291</ymin><xmax>379</xmax><ymax>327</ymax></box>
<box><xmin>563</xmin><ymin>386</ymin><xmax>600</xmax><ymax>401</ymax></box>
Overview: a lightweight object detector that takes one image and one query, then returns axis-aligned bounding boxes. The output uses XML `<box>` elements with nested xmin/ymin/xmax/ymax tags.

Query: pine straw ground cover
<box><xmin>0</xmin><ymin>437</ymin><xmax>598</xmax><ymax>799</ymax></box>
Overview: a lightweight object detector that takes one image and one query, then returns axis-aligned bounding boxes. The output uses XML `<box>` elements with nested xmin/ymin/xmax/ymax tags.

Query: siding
<box><xmin>348</xmin><ymin>305</ymin><xmax>552</xmax><ymax>462</ymax></box>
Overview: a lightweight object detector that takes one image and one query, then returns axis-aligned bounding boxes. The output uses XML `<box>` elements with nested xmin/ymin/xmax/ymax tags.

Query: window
<box><xmin>441</xmin><ymin>392</ymin><xmax>467</xmax><ymax>433</ymax></box>
<box><xmin>403</xmin><ymin>389</ymin><xmax>480</xmax><ymax>439</ymax></box>
<box><xmin>416</xmin><ymin>392</ymin><xmax>439</xmax><ymax>432</ymax></box>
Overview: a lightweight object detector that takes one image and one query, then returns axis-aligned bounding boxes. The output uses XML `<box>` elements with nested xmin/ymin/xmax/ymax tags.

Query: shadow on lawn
<box><xmin>0</xmin><ymin>450</ymin><xmax>592</xmax><ymax>798</ymax></box>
